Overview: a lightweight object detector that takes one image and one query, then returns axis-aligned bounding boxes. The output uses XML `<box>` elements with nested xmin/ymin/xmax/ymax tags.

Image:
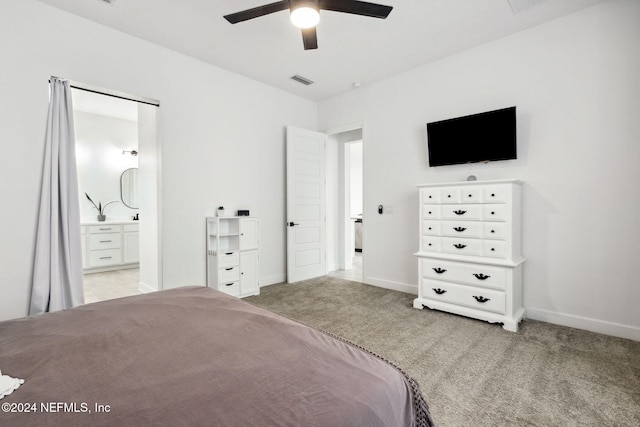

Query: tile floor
<box><xmin>84</xmin><ymin>268</ymin><xmax>142</xmax><ymax>304</ymax></box>
<box><xmin>328</xmin><ymin>252</ymin><xmax>363</xmax><ymax>282</ymax></box>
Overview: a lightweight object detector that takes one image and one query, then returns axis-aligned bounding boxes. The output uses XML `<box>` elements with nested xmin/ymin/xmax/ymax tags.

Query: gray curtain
<box><xmin>30</xmin><ymin>77</ymin><xmax>84</xmax><ymax>315</ymax></box>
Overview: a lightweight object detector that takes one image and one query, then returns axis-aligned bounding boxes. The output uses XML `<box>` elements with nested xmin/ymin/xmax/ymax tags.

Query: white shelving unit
<box><xmin>206</xmin><ymin>216</ymin><xmax>259</xmax><ymax>298</ymax></box>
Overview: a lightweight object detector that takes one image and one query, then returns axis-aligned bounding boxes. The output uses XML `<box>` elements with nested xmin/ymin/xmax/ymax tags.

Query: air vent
<box><xmin>291</xmin><ymin>75</ymin><xmax>314</xmax><ymax>86</ymax></box>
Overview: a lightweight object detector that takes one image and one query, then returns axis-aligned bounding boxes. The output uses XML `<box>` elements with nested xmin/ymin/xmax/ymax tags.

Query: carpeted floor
<box><xmin>245</xmin><ymin>276</ymin><xmax>640</xmax><ymax>426</ymax></box>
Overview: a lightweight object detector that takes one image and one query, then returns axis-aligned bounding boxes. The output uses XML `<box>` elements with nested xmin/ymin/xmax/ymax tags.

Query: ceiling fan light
<box><xmin>290</xmin><ymin>7</ymin><xmax>320</xmax><ymax>29</ymax></box>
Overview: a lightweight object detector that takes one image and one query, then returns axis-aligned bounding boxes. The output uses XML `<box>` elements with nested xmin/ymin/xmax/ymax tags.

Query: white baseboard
<box><xmin>363</xmin><ymin>276</ymin><xmax>418</xmax><ymax>295</ymax></box>
<box><xmin>526</xmin><ymin>307</ymin><xmax>640</xmax><ymax>342</ymax></box>
<box><xmin>138</xmin><ymin>281</ymin><xmax>157</xmax><ymax>294</ymax></box>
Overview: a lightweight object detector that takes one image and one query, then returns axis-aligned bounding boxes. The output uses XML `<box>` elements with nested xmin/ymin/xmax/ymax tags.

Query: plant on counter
<box><xmin>85</xmin><ymin>193</ymin><xmax>119</xmax><ymax>220</ymax></box>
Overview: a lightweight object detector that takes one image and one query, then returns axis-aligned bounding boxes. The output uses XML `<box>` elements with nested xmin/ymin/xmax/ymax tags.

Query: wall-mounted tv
<box><xmin>427</xmin><ymin>106</ymin><xmax>517</xmax><ymax>167</ymax></box>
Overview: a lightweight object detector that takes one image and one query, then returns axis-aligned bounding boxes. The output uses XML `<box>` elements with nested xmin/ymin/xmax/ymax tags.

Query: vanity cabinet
<box><xmin>82</xmin><ymin>221</ymin><xmax>139</xmax><ymax>272</ymax></box>
<box><xmin>413</xmin><ymin>180</ymin><xmax>525</xmax><ymax>332</ymax></box>
<box><xmin>206</xmin><ymin>216</ymin><xmax>260</xmax><ymax>298</ymax></box>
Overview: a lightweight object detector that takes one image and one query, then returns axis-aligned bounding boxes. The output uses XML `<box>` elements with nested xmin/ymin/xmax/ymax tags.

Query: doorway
<box><xmin>326</xmin><ymin>126</ymin><xmax>364</xmax><ymax>283</ymax></box>
<box><xmin>71</xmin><ymin>85</ymin><xmax>161</xmax><ymax>303</ymax></box>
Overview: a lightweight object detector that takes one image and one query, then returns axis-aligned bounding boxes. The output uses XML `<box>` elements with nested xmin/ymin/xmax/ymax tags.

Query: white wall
<box><xmin>0</xmin><ymin>0</ymin><xmax>316</xmax><ymax>321</ymax></box>
<box><xmin>318</xmin><ymin>0</ymin><xmax>640</xmax><ymax>340</ymax></box>
<box><xmin>75</xmin><ymin>111</ymin><xmax>139</xmax><ymax>221</ymax></box>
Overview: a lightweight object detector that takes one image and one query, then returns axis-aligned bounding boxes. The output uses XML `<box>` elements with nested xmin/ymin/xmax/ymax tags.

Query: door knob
<box><xmin>288</xmin><ymin>222</ymin><xmax>299</xmax><ymax>227</ymax></box>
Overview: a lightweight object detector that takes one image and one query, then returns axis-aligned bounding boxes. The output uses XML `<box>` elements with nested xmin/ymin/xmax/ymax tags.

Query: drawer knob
<box><xmin>432</xmin><ymin>288</ymin><xmax>447</xmax><ymax>295</ymax></box>
<box><xmin>490</xmin><ymin>230</ymin><xmax>495</xmax><ymax>234</ymax></box>
<box><xmin>432</xmin><ymin>268</ymin><xmax>447</xmax><ymax>274</ymax></box>
<box><xmin>453</xmin><ymin>210</ymin><xmax>467</xmax><ymax>215</ymax></box>
<box><xmin>454</xmin><ymin>244</ymin><xmax>467</xmax><ymax>249</ymax></box>
<box><xmin>453</xmin><ymin>227</ymin><xmax>466</xmax><ymax>232</ymax></box>
<box><xmin>473</xmin><ymin>273</ymin><xmax>490</xmax><ymax>280</ymax></box>
<box><xmin>491</xmin><ymin>211</ymin><xmax>496</xmax><ymax>215</ymax></box>
<box><xmin>473</xmin><ymin>295</ymin><xmax>490</xmax><ymax>303</ymax></box>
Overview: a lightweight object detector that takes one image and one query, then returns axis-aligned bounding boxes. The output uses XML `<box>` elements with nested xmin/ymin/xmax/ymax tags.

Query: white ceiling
<box><xmin>38</xmin><ymin>0</ymin><xmax>607</xmax><ymax>101</ymax></box>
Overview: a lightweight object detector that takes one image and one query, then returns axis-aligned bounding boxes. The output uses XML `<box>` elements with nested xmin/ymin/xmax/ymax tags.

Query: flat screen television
<box><xmin>427</xmin><ymin>106</ymin><xmax>516</xmax><ymax>167</ymax></box>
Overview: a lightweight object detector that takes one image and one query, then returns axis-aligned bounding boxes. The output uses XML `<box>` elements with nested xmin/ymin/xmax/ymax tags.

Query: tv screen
<box><xmin>427</xmin><ymin>106</ymin><xmax>516</xmax><ymax>167</ymax></box>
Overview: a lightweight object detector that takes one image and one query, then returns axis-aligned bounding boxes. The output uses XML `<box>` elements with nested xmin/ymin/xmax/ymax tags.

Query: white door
<box><xmin>239</xmin><ymin>217</ymin><xmax>259</xmax><ymax>251</ymax></box>
<box><xmin>286</xmin><ymin>126</ymin><xmax>326</xmax><ymax>283</ymax></box>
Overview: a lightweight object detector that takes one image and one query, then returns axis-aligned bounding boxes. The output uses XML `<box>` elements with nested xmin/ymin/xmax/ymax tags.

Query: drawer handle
<box><xmin>225</xmin><ymin>267</ymin><xmax>234</xmax><ymax>271</ymax></box>
<box><xmin>453</xmin><ymin>227</ymin><xmax>466</xmax><ymax>232</ymax></box>
<box><xmin>453</xmin><ymin>210</ymin><xmax>467</xmax><ymax>215</ymax></box>
<box><xmin>432</xmin><ymin>268</ymin><xmax>447</xmax><ymax>274</ymax></box>
<box><xmin>99</xmin><ymin>240</ymin><xmax>112</xmax><ymax>243</ymax></box>
<box><xmin>99</xmin><ymin>256</ymin><xmax>113</xmax><ymax>260</ymax></box>
<box><xmin>473</xmin><ymin>273</ymin><xmax>490</xmax><ymax>280</ymax></box>
<box><xmin>225</xmin><ymin>283</ymin><xmax>234</xmax><ymax>287</ymax></box>
<box><xmin>99</xmin><ymin>228</ymin><xmax>111</xmax><ymax>230</ymax></box>
<box><xmin>432</xmin><ymin>288</ymin><xmax>447</xmax><ymax>295</ymax></box>
<box><xmin>454</xmin><ymin>244</ymin><xmax>467</xmax><ymax>249</ymax></box>
<box><xmin>225</xmin><ymin>252</ymin><xmax>234</xmax><ymax>255</ymax></box>
<box><xmin>473</xmin><ymin>296</ymin><xmax>490</xmax><ymax>303</ymax></box>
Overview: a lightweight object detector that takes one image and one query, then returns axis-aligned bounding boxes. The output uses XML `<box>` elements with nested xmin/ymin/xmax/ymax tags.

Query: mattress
<box><xmin>0</xmin><ymin>286</ymin><xmax>433</xmax><ymax>426</ymax></box>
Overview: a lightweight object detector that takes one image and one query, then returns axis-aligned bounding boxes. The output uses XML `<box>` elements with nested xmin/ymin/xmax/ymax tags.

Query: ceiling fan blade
<box><xmin>224</xmin><ymin>0</ymin><xmax>290</xmax><ymax>24</ymax></box>
<box><xmin>318</xmin><ymin>0</ymin><xmax>392</xmax><ymax>19</ymax></box>
<box><xmin>301</xmin><ymin>27</ymin><xmax>318</xmax><ymax>50</ymax></box>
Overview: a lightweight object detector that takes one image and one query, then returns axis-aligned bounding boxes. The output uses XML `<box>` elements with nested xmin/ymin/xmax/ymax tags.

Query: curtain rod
<box><xmin>49</xmin><ymin>77</ymin><xmax>160</xmax><ymax>107</ymax></box>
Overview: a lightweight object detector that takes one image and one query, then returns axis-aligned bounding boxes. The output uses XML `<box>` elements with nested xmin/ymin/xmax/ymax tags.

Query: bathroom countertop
<box><xmin>81</xmin><ymin>219</ymin><xmax>139</xmax><ymax>226</ymax></box>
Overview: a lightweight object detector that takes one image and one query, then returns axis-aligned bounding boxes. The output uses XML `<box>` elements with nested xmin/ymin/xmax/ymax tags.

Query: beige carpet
<box><xmin>245</xmin><ymin>276</ymin><xmax>640</xmax><ymax>426</ymax></box>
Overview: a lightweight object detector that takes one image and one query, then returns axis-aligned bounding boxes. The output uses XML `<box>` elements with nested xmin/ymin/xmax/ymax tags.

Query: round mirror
<box><xmin>120</xmin><ymin>167</ymin><xmax>139</xmax><ymax>209</ymax></box>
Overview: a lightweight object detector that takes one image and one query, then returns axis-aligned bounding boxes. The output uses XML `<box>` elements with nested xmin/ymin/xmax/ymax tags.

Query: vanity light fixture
<box><xmin>123</xmin><ymin>150</ymin><xmax>138</xmax><ymax>156</ymax></box>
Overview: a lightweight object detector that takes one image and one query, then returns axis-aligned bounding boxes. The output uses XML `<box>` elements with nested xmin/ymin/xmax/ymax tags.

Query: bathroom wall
<box><xmin>74</xmin><ymin>110</ymin><xmax>139</xmax><ymax>222</ymax></box>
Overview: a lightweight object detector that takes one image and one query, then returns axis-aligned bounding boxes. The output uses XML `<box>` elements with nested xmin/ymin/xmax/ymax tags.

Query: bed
<box><xmin>0</xmin><ymin>286</ymin><xmax>434</xmax><ymax>426</ymax></box>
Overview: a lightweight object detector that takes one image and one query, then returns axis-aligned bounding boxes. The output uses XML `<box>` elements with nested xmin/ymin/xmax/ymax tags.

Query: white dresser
<box><xmin>206</xmin><ymin>216</ymin><xmax>260</xmax><ymax>298</ymax></box>
<box><xmin>413</xmin><ymin>179</ymin><xmax>525</xmax><ymax>331</ymax></box>
<box><xmin>81</xmin><ymin>221</ymin><xmax>139</xmax><ymax>273</ymax></box>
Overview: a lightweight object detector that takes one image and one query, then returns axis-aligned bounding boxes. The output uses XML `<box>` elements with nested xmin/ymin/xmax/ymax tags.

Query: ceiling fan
<box><xmin>224</xmin><ymin>0</ymin><xmax>393</xmax><ymax>50</ymax></box>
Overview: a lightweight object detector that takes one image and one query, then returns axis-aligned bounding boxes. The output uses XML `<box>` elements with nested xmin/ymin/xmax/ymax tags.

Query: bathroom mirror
<box><xmin>120</xmin><ymin>167</ymin><xmax>139</xmax><ymax>209</ymax></box>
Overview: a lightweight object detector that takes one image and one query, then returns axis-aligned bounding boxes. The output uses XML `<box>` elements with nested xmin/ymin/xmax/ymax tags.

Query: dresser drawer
<box><xmin>218</xmin><ymin>266</ymin><xmax>240</xmax><ymax>283</ymax></box>
<box><xmin>218</xmin><ymin>252</ymin><xmax>240</xmax><ymax>268</ymax></box>
<box><xmin>89</xmin><ymin>249</ymin><xmax>122</xmax><ymax>267</ymax></box>
<box><xmin>421</xmin><ymin>258</ymin><xmax>507</xmax><ymax>290</ymax></box>
<box><xmin>421</xmin><ymin>279</ymin><xmax>506</xmax><ymax>314</ymax></box>
<box><xmin>482</xmin><ymin>185</ymin><xmax>510</xmax><ymax>203</ymax></box>
<box><xmin>483</xmin><ymin>241</ymin><xmax>506</xmax><ymax>258</ymax></box>
<box><xmin>218</xmin><ymin>281</ymin><xmax>240</xmax><ymax>297</ymax></box>
<box><xmin>441</xmin><ymin>237</ymin><xmax>483</xmax><ymax>256</ymax></box>
<box><xmin>483</xmin><ymin>223</ymin><xmax>506</xmax><ymax>240</ymax></box>
<box><xmin>421</xmin><ymin>188</ymin><xmax>441</xmax><ymax>204</ymax></box>
<box><xmin>89</xmin><ymin>225</ymin><xmax>122</xmax><ymax>234</ymax></box>
<box><xmin>422</xmin><ymin>205</ymin><xmax>441</xmax><ymax>219</ymax></box>
<box><xmin>440</xmin><ymin>221</ymin><xmax>482</xmax><ymax>238</ymax></box>
<box><xmin>440</xmin><ymin>188</ymin><xmax>461</xmax><ymax>203</ymax></box>
<box><xmin>422</xmin><ymin>221</ymin><xmax>441</xmax><ymax>236</ymax></box>
<box><xmin>88</xmin><ymin>233</ymin><xmax>121</xmax><ymax>250</ymax></box>
<box><xmin>483</xmin><ymin>205</ymin><xmax>507</xmax><ymax>221</ymax></box>
<box><xmin>459</xmin><ymin>187</ymin><xmax>482</xmax><ymax>204</ymax></box>
<box><xmin>441</xmin><ymin>204</ymin><xmax>482</xmax><ymax>221</ymax></box>
<box><xmin>421</xmin><ymin>236</ymin><xmax>441</xmax><ymax>252</ymax></box>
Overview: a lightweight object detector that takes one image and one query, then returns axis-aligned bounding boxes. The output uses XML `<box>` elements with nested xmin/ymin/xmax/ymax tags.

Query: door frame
<box><xmin>71</xmin><ymin>81</ymin><xmax>163</xmax><ymax>294</ymax></box>
<box><xmin>324</xmin><ymin>121</ymin><xmax>366</xmax><ymax>281</ymax></box>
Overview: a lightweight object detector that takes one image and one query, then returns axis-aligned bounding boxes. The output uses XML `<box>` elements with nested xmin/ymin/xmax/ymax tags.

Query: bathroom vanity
<box><xmin>81</xmin><ymin>220</ymin><xmax>139</xmax><ymax>273</ymax></box>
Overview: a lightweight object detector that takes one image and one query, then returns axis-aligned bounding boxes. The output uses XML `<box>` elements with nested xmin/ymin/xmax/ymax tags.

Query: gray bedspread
<box><xmin>0</xmin><ymin>286</ymin><xmax>433</xmax><ymax>426</ymax></box>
